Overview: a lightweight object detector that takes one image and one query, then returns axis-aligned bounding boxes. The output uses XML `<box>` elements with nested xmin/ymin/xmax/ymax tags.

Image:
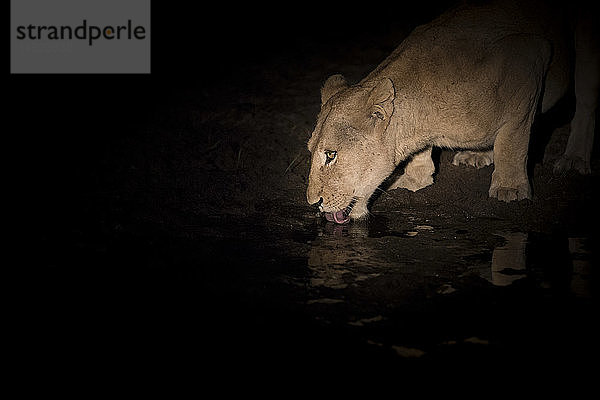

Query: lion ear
<box><xmin>368</xmin><ymin>78</ymin><xmax>395</xmax><ymax>120</ymax></box>
<box><xmin>321</xmin><ymin>74</ymin><xmax>348</xmax><ymax>105</ymax></box>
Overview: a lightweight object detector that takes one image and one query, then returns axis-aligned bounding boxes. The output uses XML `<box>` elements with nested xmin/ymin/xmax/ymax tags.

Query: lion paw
<box><xmin>553</xmin><ymin>155</ymin><xmax>591</xmax><ymax>175</ymax></box>
<box><xmin>389</xmin><ymin>173</ymin><xmax>433</xmax><ymax>192</ymax></box>
<box><xmin>489</xmin><ymin>183</ymin><xmax>531</xmax><ymax>202</ymax></box>
<box><xmin>452</xmin><ymin>150</ymin><xmax>494</xmax><ymax>169</ymax></box>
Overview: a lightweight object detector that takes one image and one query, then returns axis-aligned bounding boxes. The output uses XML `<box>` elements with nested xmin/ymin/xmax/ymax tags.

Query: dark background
<box><xmin>9</xmin><ymin>0</ymin><xmax>598</xmax><ymax>386</ymax></box>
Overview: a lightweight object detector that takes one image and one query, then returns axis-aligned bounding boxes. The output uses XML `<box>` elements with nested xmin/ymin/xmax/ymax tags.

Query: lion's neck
<box><xmin>390</xmin><ymin>95</ymin><xmax>432</xmax><ymax>166</ymax></box>
<box><xmin>363</xmin><ymin>50</ymin><xmax>436</xmax><ymax>166</ymax></box>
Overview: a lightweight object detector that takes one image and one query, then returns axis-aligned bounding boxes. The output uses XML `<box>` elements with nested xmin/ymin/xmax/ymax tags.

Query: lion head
<box><xmin>307</xmin><ymin>74</ymin><xmax>398</xmax><ymax>223</ymax></box>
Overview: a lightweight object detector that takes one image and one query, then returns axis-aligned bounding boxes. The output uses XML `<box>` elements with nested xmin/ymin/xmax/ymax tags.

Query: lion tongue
<box><xmin>324</xmin><ymin>210</ymin><xmax>350</xmax><ymax>224</ymax></box>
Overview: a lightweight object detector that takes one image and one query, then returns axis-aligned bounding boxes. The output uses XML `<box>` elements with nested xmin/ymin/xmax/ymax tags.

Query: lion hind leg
<box><xmin>554</xmin><ymin>10</ymin><xmax>598</xmax><ymax>175</ymax></box>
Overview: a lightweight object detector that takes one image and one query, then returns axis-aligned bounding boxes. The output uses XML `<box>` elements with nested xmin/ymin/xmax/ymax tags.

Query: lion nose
<box><xmin>309</xmin><ymin>197</ymin><xmax>323</xmax><ymax>208</ymax></box>
<box><xmin>307</xmin><ymin>185</ymin><xmax>323</xmax><ymax>206</ymax></box>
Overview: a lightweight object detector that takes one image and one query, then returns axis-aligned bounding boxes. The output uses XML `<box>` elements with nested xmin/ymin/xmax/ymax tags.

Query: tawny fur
<box><xmin>307</xmin><ymin>0</ymin><xmax>598</xmax><ymax>219</ymax></box>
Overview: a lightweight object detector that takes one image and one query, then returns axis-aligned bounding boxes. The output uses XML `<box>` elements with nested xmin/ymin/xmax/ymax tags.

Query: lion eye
<box><xmin>324</xmin><ymin>150</ymin><xmax>337</xmax><ymax>164</ymax></box>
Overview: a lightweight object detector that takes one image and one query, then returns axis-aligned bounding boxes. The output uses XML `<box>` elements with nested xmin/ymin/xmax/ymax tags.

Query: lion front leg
<box><xmin>389</xmin><ymin>147</ymin><xmax>434</xmax><ymax>192</ymax></box>
<box><xmin>489</xmin><ymin>120</ymin><xmax>533</xmax><ymax>202</ymax></box>
<box><xmin>488</xmin><ymin>35</ymin><xmax>550</xmax><ymax>202</ymax></box>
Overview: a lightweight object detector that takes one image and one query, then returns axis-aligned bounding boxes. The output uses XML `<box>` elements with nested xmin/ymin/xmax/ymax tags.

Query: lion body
<box><xmin>307</xmin><ymin>0</ymin><xmax>598</xmax><ymax>221</ymax></box>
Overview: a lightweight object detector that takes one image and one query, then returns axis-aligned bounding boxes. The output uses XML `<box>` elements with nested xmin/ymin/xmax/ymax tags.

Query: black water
<box><xmin>25</xmin><ymin>209</ymin><xmax>596</xmax><ymax>380</ymax></box>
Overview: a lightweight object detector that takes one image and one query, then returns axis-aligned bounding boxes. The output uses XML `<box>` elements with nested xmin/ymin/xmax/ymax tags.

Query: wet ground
<box><xmin>13</xmin><ymin>1</ymin><xmax>598</xmax><ymax>382</ymax></box>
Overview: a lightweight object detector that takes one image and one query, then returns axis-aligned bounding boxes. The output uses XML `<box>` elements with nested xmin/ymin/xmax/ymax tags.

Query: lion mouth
<box><xmin>324</xmin><ymin>198</ymin><xmax>357</xmax><ymax>224</ymax></box>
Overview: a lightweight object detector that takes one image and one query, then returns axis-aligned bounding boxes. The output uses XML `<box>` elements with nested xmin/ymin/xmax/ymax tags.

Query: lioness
<box><xmin>307</xmin><ymin>0</ymin><xmax>598</xmax><ymax>224</ymax></box>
